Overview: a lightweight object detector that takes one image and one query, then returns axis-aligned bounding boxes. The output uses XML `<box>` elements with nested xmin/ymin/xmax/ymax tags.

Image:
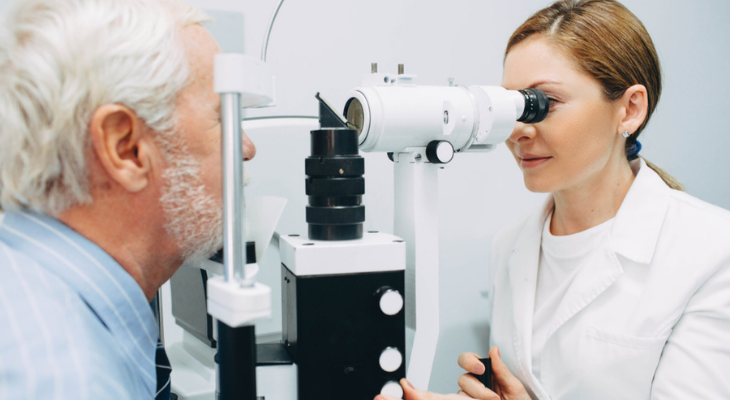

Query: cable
<box><xmin>243</xmin><ymin>115</ymin><xmax>317</xmax><ymax>121</ymax></box>
<box><xmin>261</xmin><ymin>0</ymin><xmax>285</xmax><ymax>62</ymax></box>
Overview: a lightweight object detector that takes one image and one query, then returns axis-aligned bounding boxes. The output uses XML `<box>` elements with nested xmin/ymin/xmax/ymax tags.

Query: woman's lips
<box><xmin>520</xmin><ymin>155</ymin><xmax>552</xmax><ymax>169</ymax></box>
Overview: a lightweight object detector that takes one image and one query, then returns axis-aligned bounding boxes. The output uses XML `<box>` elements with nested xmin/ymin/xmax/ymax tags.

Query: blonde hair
<box><xmin>507</xmin><ymin>0</ymin><xmax>683</xmax><ymax>190</ymax></box>
<box><xmin>0</xmin><ymin>0</ymin><xmax>212</xmax><ymax>214</ymax></box>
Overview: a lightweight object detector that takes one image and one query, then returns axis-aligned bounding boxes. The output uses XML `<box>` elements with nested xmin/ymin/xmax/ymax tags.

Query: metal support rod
<box><xmin>220</xmin><ymin>93</ymin><xmax>247</xmax><ymax>286</ymax></box>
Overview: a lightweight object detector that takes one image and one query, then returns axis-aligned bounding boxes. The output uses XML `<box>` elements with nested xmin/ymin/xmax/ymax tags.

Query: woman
<box><xmin>376</xmin><ymin>0</ymin><xmax>730</xmax><ymax>399</ymax></box>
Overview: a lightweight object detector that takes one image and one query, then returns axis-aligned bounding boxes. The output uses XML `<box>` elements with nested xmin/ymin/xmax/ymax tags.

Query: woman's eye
<box><xmin>547</xmin><ymin>98</ymin><xmax>559</xmax><ymax>111</ymax></box>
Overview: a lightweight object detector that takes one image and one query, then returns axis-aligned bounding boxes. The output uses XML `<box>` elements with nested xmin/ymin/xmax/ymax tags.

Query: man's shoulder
<box><xmin>1</xmin><ymin>329</ymin><xmax>142</xmax><ymax>399</ymax></box>
<box><xmin>0</xmin><ymin>241</ymin><xmax>88</xmax><ymax>327</ymax></box>
<box><xmin>0</xmin><ymin>243</ymin><xmax>144</xmax><ymax>399</ymax></box>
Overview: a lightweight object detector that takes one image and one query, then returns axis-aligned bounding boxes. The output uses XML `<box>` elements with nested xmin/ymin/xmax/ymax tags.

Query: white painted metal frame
<box><xmin>393</xmin><ymin>148</ymin><xmax>441</xmax><ymax>390</ymax></box>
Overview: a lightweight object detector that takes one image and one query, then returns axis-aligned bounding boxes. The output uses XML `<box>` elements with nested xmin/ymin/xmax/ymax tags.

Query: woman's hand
<box><xmin>456</xmin><ymin>347</ymin><xmax>530</xmax><ymax>400</ymax></box>
<box><xmin>373</xmin><ymin>347</ymin><xmax>530</xmax><ymax>400</ymax></box>
<box><xmin>373</xmin><ymin>378</ymin><xmax>471</xmax><ymax>400</ymax></box>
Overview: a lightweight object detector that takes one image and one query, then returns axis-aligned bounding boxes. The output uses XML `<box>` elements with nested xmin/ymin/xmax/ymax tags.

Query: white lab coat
<box><xmin>488</xmin><ymin>158</ymin><xmax>730</xmax><ymax>399</ymax></box>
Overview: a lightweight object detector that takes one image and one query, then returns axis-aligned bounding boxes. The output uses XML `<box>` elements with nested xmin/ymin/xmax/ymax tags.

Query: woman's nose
<box><xmin>242</xmin><ymin>130</ymin><xmax>256</xmax><ymax>161</ymax></box>
<box><xmin>507</xmin><ymin>122</ymin><xmax>536</xmax><ymax>144</ymax></box>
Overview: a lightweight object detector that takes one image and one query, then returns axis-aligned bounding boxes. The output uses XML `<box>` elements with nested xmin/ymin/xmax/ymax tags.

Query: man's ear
<box><xmin>618</xmin><ymin>84</ymin><xmax>649</xmax><ymax>135</ymax></box>
<box><xmin>89</xmin><ymin>104</ymin><xmax>154</xmax><ymax>193</ymax></box>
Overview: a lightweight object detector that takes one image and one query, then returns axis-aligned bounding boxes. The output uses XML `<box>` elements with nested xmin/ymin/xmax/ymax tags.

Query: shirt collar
<box><xmin>0</xmin><ymin>210</ymin><xmax>158</xmax><ymax>385</ymax></box>
<box><xmin>609</xmin><ymin>158</ymin><xmax>671</xmax><ymax>264</ymax></box>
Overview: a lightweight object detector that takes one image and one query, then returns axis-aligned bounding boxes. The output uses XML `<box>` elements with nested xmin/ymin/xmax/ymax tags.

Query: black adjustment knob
<box><xmin>425</xmin><ymin>140</ymin><xmax>455</xmax><ymax>164</ymax></box>
<box><xmin>469</xmin><ymin>357</ymin><xmax>493</xmax><ymax>390</ymax></box>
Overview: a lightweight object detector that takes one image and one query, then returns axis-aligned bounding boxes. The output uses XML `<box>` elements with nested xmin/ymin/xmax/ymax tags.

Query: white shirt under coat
<box><xmin>532</xmin><ymin>213</ymin><xmax>614</xmax><ymax>382</ymax></box>
<box><xmin>488</xmin><ymin>158</ymin><xmax>730</xmax><ymax>399</ymax></box>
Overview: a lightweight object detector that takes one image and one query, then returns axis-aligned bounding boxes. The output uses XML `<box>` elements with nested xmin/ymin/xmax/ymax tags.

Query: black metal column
<box><xmin>217</xmin><ymin>323</ymin><xmax>257</xmax><ymax>400</ymax></box>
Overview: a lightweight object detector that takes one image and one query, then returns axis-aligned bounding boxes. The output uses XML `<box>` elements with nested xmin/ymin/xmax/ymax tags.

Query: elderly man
<box><xmin>0</xmin><ymin>0</ymin><xmax>255</xmax><ymax>398</ymax></box>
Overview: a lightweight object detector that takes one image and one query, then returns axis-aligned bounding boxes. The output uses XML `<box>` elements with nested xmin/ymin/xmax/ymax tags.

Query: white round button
<box><xmin>381</xmin><ymin>380</ymin><xmax>403</xmax><ymax>398</ymax></box>
<box><xmin>379</xmin><ymin>347</ymin><xmax>403</xmax><ymax>373</ymax></box>
<box><xmin>435</xmin><ymin>141</ymin><xmax>454</xmax><ymax>163</ymax></box>
<box><xmin>379</xmin><ymin>289</ymin><xmax>404</xmax><ymax>316</ymax></box>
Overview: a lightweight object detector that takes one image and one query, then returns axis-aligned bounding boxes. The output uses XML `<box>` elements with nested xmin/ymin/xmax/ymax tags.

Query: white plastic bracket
<box><xmin>206</xmin><ymin>273</ymin><xmax>272</xmax><ymax>328</ymax></box>
<box><xmin>214</xmin><ymin>53</ymin><xmax>275</xmax><ymax>108</ymax></box>
<box><xmin>393</xmin><ymin>147</ymin><xmax>427</xmax><ymax>164</ymax></box>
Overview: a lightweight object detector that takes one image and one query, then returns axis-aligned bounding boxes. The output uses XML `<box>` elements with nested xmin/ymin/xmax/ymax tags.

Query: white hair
<box><xmin>0</xmin><ymin>0</ymin><xmax>211</xmax><ymax>214</ymax></box>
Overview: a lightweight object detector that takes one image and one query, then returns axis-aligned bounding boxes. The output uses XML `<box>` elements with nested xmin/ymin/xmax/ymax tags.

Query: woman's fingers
<box><xmin>456</xmin><ymin>351</ymin><xmax>502</xmax><ymax>399</ymax></box>
<box><xmin>452</xmin><ymin>347</ymin><xmax>529</xmax><ymax>400</ymax></box>
<box><xmin>457</xmin><ymin>373</ymin><xmax>500</xmax><ymax>400</ymax></box>
<box><xmin>457</xmin><ymin>352</ymin><xmax>486</xmax><ymax>375</ymax></box>
<box><xmin>400</xmin><ymin>378</ymin><xmax>441</xmax><ymax>400</ymax></box>
<box><xmin>373</xmin><ymin>379</ymin><xmax>473</xmax><ymax>400</ymax></box>
<box><xmin>489</xmin><ymin>347</ymin><xmax>529</xmax><ymax>397</ymax></box>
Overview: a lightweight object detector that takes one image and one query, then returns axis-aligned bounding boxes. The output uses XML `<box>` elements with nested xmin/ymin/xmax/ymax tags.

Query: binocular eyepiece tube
<box><xmin>344</xmin><ymin>85</ymin><xmax>550</xmax><ymax>154</ymax></box>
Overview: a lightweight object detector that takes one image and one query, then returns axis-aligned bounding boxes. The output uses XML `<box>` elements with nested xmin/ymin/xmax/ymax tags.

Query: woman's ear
<box><xmin>618</xmin><ymin>84</ymin><xmax>648</xmax><ymax>136</ymax></box>
<box><xmin>89</xmin><ymin>104</ymin><xmax>154</xmax><ymax>193</ymax></box>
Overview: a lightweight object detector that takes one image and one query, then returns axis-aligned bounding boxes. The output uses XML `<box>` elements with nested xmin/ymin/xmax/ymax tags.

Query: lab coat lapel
<box><xmin>507</xmin><ymin>197</ymin><xmax>553</xmax><ymax>378</ymax></box>
<box><xmin>543</xmin><ymin>158</ymin><xmax>669</xmax><ymax>340</ymax></box>
<box><xmin>610</xmin><ymin>158</ymin><xmax>670</xmax><ymax>265</ymax></box>
<box><xmin>544</xmin><ymin>247</ymin><xmax>624</xmax><ymax>340</ymax></box>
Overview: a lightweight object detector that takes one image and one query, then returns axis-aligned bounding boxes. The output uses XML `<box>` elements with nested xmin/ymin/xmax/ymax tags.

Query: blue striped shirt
<box><xmin>0</xmin><ymin>211</ymin><xmax>158</xmax><ymax>399</ymax></box>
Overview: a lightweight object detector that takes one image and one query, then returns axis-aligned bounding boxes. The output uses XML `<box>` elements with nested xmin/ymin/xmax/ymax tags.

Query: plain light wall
<box><xmin>1</xmin><ymin>0</ymin><xmax>728</xmax><ymax>395</ymax></box>
<box><xmin>181</xmin><ymin>0</ymin><xmax>730</xmax><ymax>209</ymax></box>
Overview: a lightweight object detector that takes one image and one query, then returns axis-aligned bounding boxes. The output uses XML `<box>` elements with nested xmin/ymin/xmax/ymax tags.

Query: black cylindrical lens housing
<box><xmin>306</xmin><ymin>129</ymin><xmax>365</xmax><ymax>241</ymax></box>
<box><xmin>517</xmin><ymin>88</ymin><xmax>550</xmax><ymax>124</ymax></box>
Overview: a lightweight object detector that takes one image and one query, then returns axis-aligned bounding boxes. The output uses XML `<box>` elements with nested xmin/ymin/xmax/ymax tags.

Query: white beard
<box><xmin>158</xmin><ymin>133</ymin><xmax>252</xmax><ymax>263</ymax></box>
<box><xmin>159</xmin><ymin>149</ymin><xmax>223</xmax><ymax>263</ymax></box>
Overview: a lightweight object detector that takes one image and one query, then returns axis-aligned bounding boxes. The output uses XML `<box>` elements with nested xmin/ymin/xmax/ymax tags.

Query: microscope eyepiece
<box><xmin>517</xmin><ymin>88</ymin><xmax>549</xmax><ymax>124</ymax></box>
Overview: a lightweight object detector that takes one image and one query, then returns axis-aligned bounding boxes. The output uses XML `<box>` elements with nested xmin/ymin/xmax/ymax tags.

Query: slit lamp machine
<box><xmin>166</xmin><ymin>52</ymin><xmax>548</xmax><ymax>400</ymax></box>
